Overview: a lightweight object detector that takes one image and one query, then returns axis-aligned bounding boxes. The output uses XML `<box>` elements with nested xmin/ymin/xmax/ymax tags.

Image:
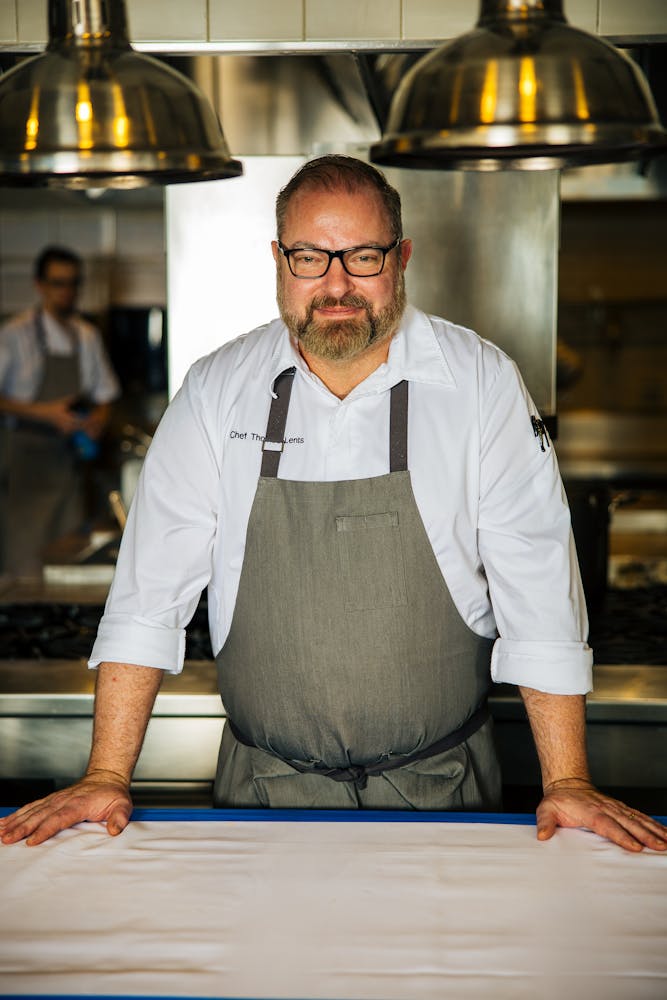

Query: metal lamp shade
<box><xmin>0</xmin><ymin>0</ymin><xmax>242</xmax><ymax>188</ymax></box>
<box><xmin>371</xmin><ymin>0</ymin><xmax>666</xmax><ymax>171</ymax></box>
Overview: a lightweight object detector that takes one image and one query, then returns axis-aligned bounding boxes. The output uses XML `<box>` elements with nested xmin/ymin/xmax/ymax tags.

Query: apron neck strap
<box><xmin>389</xmin><ymin>378</ymin><xmax>408</xmax><ymax>472</ymax></box>
<box><xmin>261</xmin><ymin>369</ymin><xmax>409</xmax><ymax>478</ymax></box>
<box><xmin>261</xmin><ymin>367</ymin><xmax>296</xmax><ymax>478</ymax></box>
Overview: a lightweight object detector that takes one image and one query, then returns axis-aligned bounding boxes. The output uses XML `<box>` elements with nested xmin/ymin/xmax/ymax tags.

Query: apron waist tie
<box><xmin>227</xmin><ymin>700</ymin><xmax>490</xmax><ymax>790</ymax></box>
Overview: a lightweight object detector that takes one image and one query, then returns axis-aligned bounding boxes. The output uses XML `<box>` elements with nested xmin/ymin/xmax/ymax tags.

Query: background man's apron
<box><xmin>216</xmin><ymin>370</ymin><xmax>501</xmax><ymax>811</ymax></box>
<box><xmin>3</xmin><ymin>312</ymin><xmax>82</xmax><ymax>574</ymax></box>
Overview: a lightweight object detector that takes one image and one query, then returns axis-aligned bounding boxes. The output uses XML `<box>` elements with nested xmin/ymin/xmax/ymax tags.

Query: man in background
<box><xmin>0</xmin><ymin>245</ymin><xmax>120</xmax><ymax>575</ymax></box>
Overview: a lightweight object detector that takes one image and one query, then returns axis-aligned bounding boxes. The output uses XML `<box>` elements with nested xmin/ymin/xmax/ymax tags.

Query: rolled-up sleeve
<box><xmin>477</xmin><ymin>350</ymin><xmax>593</xmax><ymax>694</ymax></box>
<box><xmin>89</xmin><ymin>361</ymin><xmax>220</xmax><ymax>674</ymax></box>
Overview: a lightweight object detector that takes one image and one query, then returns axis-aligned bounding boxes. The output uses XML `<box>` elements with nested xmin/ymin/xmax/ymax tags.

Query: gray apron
<box><xmin>4</xmin><ymin>311</ymin><xmax>82</xmax><ymax>574</ymax></box>
<box><xmin>215</xmin><ymin>370</ymin><xmax>501</xmax><ymax>811</ymax></box>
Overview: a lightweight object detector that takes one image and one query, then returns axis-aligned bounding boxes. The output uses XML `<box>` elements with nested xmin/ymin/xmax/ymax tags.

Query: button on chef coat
<box><xmin>90</xmin><ymin>306</ymin><xmax>592</xmax><ymax>695</ymax></box>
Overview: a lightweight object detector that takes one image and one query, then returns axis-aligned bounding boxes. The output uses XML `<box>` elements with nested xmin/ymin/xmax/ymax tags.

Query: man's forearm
<box><xmin>518</xmin><ymin>687</ymin><xmax>591</xmax><ymax>791</ymax></box>
<box><xmin>0</xmin><ymin>396</ymin><xmax>41</xmax><ymax>420</ymax></box>
<box><xmin>87</xmin><ymin>662</ymin><xmax>164</xmax><ymax>784</ymax></box>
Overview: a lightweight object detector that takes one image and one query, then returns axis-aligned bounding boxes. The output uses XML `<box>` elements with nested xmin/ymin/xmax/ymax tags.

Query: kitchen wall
<box><xmin>0</xmin><ymin>1</ymin><xmax>664</xmax><ymax>404</ymax></box>
<box><xmin>557</xmin><ymin>199</ymin><xmax>667</xmax><ymax>416</ymax></box>
<box><xmin>0</xmin><ymin>190</ymin><xmax>166</xmax><ymax>323</ymax></box>
<box><xmin>2</xmin><ymin>0</ymin><xmax>665</xmax><ymax>46</ymax></box>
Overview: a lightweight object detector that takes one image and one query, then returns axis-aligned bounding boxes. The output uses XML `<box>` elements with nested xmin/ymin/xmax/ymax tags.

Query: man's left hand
<box><xmin>536</xmin><ymin>780</ymin><xmax>667</xmax><ymax>852</ymax></box>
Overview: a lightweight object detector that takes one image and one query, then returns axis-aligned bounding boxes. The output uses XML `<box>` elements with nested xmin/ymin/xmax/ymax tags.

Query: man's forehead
<box><xmin>44</xmin><ymin>261</ymin><xmax>79</xmax><ymax>276</ymax></box>
<box><xmin>282</xmin><ymin>184</ymin><xmax>390</xmax><ymax>233</ymax></box>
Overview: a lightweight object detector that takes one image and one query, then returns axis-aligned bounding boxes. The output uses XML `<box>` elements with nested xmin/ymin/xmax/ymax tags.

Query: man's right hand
<box><xmin>0</xmin><ymin>770</ymin><xmax>133</xmax><ymax>846</ymax></box>
<box><xmin>31</xmin><ymin>396</ymin><xmax>82</xmax><ymax>435</ymax></box>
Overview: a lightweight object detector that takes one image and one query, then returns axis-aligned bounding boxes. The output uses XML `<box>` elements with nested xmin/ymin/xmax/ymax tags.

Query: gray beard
<box><xmin>278</xmin><ymin>274</ymin><xmax>406</xmax><ymax>362</ymax></box>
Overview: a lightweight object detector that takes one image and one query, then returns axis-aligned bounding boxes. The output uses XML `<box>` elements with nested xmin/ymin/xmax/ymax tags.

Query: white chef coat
<box><xmin>0</xmin><ymin>308</ymin><xmax>120</xmax><ymax>404</ymax></box>
<box><xmin>90</xmin><ymin>305</ymin><xmax>593</xmax><ymax>695</ymax></box>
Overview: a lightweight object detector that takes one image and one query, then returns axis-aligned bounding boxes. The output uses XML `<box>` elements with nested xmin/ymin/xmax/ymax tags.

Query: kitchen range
<box><xmin>1</xmin><ymin>526</ymin><xmax>666</xmax><ymax>814</ymax></box>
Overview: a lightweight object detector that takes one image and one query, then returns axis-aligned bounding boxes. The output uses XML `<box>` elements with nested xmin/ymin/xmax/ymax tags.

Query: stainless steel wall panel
<box><xmin>388</xmin><ymin>168</ymin><xmax>559</xmax><ymax>415</ymax></box>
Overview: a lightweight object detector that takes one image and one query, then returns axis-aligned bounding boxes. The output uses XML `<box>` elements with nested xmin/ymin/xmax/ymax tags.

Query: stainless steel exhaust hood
<box><xmin>0</xmin><ymin>0</ymin><xmax>242</xmax><ymax>189</ymax></box>
<box><xmin>371</xmin><ymin>0</ymin><xmax>667</xmax><ymax>171</ymax></box>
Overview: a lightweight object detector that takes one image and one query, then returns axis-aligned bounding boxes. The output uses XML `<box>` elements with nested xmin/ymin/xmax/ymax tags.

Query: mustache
<box><xmin>308</xmin><ymin>294</ymin><xmax>372</xmax><ymax>312</ymax></box>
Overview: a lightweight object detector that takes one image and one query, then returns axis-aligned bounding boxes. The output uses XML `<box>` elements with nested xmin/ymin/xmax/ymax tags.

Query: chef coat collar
<box><xmin>266</xmin><ymin>304</ymin><xmax>457</xmax><ymax>398</ymax></box>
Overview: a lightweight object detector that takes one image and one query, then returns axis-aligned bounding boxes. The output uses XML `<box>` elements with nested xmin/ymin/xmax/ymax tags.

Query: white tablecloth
<box><xmin>0</xmin><ymin>810</ymin><xmax>665</xmax><ymax>999</ymax></box>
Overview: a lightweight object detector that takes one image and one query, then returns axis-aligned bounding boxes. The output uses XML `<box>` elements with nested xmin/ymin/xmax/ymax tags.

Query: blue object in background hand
<box><xmin>70</xmin><ymin>428</ymin><xmax>99</xmax><ymax>461</ymax></box>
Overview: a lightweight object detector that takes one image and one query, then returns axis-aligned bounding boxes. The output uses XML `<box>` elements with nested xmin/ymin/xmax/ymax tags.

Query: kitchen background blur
<box><xmin>0</xmin><ymin>1</ymin><xmax>665</xmax><ymax>811</ymax></box>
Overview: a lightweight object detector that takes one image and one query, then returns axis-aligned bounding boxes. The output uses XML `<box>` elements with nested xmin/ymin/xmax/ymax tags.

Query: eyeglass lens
<box><xmin>288</xmin><ymin>246</ymin><xmax>390</xmax><ymax>278</ymax></box>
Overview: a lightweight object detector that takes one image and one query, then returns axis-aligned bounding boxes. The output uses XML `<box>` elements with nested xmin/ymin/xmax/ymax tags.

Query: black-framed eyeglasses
<box><xmin>43</xmin><ymin>277</ymin><xmax>82</xmax><ymax>289</ymax></box>
<box><xmin>278</xmin><ymin>238</ymin><xmax>401</xmax><ymax>278</ymax></box>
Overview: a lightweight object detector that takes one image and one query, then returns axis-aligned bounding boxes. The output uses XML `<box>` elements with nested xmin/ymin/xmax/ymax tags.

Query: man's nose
<box><xmin>320</xmin><ymin>256</ymin><xmax>355</xmax><ymax>296</ymax></box>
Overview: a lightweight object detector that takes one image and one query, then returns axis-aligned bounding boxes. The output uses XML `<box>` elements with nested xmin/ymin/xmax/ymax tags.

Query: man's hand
<box><xmin>0</xmin><ymin>770</ymin><xmax>132</xmax><ymax>847</ymax></box>
<box><xmin>31</xmin><ymin>396</ymin><xmax>81</xmax><ymax>435</ymax></box>
<box><xmin>536</xmin><ymin>778</ymin><xmax>667</xmax><ymax>853</ymax></box>
<box><xmin>80</xmin><ymin>402</ymin><xmax>111</xmax><ymax>440</ymax></box>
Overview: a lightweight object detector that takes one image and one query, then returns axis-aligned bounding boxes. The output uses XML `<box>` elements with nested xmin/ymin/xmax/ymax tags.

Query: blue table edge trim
<box><xmin>2</xmin><ymin>806</ymin><xmax>667</xmax><ymax>823</ymax></box>
<box><xmin>0</xmin><ymin>805</ymin><xmax>537</xmax><ymax>823</ymax></box>
<box><xmin>0</xmin><ymin>806</ymin><xmax>667</xmax><ymax>820</ymax></box>
<box><xmin>0</xmin><ymin>995</ymin><xmax>287</xmax><ymax>1000</ymax></box>
<box><xmin>131</xmin><ymin>807</ymin><xmax>538</xmax><ymax>823</ymax></box>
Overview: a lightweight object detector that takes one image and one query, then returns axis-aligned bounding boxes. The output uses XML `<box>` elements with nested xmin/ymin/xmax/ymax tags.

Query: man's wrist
<box><xmin>543</xmin><ymin>775</ymin><xmax>594</xmax><ymax>794</ymax></box>
<box><xmin>84</xmin><ymin>767</ymin><xmax>132</xmax><ymax>788</ymax></box>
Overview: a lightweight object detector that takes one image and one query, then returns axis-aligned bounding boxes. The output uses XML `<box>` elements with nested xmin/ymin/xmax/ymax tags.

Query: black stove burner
<box><xmin>0</xmin><ymin>604</ymin><xmax>101</xmax><ymax>659</ymax></box>
<box><xmin>0</xmin><ymin>599</ymin><xmax>213</xmax><ymax>661</ymax></box>
<box><xmin>0</xmin><ymin>586</ymin><xmax>665</xmax><ymax>664</ymax></box>
<box><xmin>588</xmin><ymin>585</ymin><xmax>667</xmax><ymax>665</ymax></box>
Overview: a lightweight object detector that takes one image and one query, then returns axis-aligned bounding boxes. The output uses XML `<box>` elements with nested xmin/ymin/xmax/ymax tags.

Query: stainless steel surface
<box><xmin>166</xmin><ymin>159</ymin><xmax>557</xmax><ymax>413</ymax></box>
<box><xmin>0</xmin><ymin>575</ymin><xmax>110</xmax><ymax>604</ymax></box>
<box><xmin>371</xmin><ymin>0</ymin><xmax>666</xmax><ymax>171</ymax></box>
<box><xmin>391</xmin><ymin>167</ymin><xmax>558</xmax><ymax>414</ymax></box>
<box><xmin>555</xmin><ymin>412</ymin><xmax>667</xmax><ymax>482</ymax></box>
<box><xmin>1</xmin><ymin>659</ymin><xmax>666</xmax><ymax>790</ymax></box>
<box><xmin>190</xmin><ymin>54</ymin><xmax>381</xmax><ymax>157</ymax></box>
<box><xmin>0</xmin><ymin>0</ymin><xmax>242</xmax><ymax>188</ymax></box>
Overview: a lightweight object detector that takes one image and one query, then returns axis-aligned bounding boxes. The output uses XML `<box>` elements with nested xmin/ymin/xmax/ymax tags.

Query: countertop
<box><xmin>1</xmin><ymin>657</ymin><xmax>666</xmax><ymax>722</ymax></box>
<box><xmin>0</xmin><ymin>810</ymin><xmax>665</xmax><ymax>999</ymax></box>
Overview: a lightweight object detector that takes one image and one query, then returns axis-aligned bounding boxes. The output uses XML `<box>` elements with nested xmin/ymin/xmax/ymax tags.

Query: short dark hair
<box><xmin>276</xmin><ymin>155</ymin><xmax>403</xmax><ymax>242</ymax></box>
<box><xmin>34</xmin><ymin>245</ymin><xmax>82</xmax><ymax>281</ymax></box>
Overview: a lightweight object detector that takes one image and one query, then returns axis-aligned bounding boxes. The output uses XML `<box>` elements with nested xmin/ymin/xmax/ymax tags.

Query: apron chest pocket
<box><xmin>335</xmin><ymin>511</ymin><xmax>408</xmax><ymax>612</ymax></box>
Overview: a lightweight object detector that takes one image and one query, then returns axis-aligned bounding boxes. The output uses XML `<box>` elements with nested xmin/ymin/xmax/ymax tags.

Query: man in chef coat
<box><xmin>0</xmin><ymin>245</ymin><xmax>120</xmax><ymax>574</ymax></box>
<box><xmin>1</xmin><ymin>157</ymin><xmax>665</xmax><ymax>853</ymax></box>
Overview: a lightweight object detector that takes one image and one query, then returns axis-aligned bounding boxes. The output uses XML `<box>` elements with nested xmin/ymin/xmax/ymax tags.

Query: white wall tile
<box><xmin>402</xmin><ymin>1</ymin><xmax>599</xmax><ymax>39</ymax></box>
<box><xmin>0</xmin><ymin>0</ymin><xmax>17</xmax><ymax>43</ymax></box>
<box><xmin>402</xmin><ymin>0</ymin><xmax>478</xmax><ymax>40</ymax></box>
<box><xmin>56</xmin><ymin>211</ymin><xmax>116</xmax><ymax>257</ymax></box>
<box><xmin>17</xmin><ymin>0</ymin><xmax>46</xmax><ymax>43</ymax></box>
<box><xmin>563</xmin><ymin>0</ymin><xmax>598</xmax><ymax>34</ymax></box>
<box><xmin>0</xmin><ymin>210</ymin><xmax>53</xmax><ymax>257</ymax></box>
<box><xmin>115</xmin><ymin>210</ymin><xmax>165</xmax><ymax>258</ymax></box>
<box><xmin>16</xmin><ymin>0</ymin><xmax>208</xmax><ymax>45</ymax></box>
<box><xmin>77</xmin><ymin>259</ymin><xmax>113</xmax><ymax>316</ymax></box>
<box><xmin>126</xmin><ymin>0</ymin><xmax>207</xmax><ymax>42</ymax></box>
<box><xmin>599</xmin><ymin>0</ymin><xmax>667</xmax><ymax>36</ymax></box>
<box><xmin>110</xmin><ymin>259</ymin><xmax>167</xmax><ymax>307</ymax></box>
<box><xmin>306</xmin><ymin>0</ymin><xmax>401</xmax><ymax>40</ymax></box>
<box><xmin>210</xmin><ymin>0</ymin><xmax>304</xmax><ymax>41</ymax></box>
<box><xmin>0</xmin><ymin>261</ymin><xmax>35</xmax><ymax>317</ymax></box>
